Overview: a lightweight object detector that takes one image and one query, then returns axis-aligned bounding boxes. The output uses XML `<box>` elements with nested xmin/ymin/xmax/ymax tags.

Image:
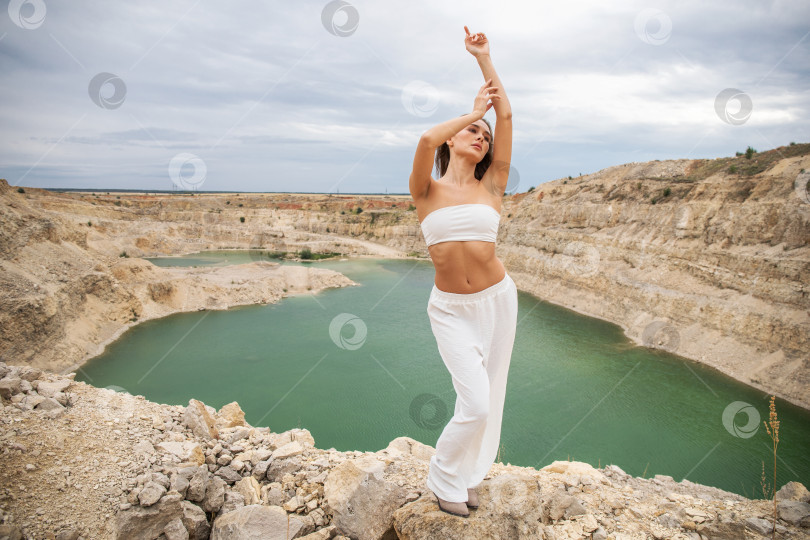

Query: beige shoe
<box><xmin>466</xmin><ymin>487</ymin><xmax>479</xmax><ymax>509</ymax></box>
<box><xmin>431</xmin><ymin>491</ymin><xmax>470</xmax><ymax>517</ymax></box>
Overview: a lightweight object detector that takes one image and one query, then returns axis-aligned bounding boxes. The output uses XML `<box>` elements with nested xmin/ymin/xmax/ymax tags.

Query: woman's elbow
<box><xmin>419</xmin><ymin>132</ymin><xmax>440</xmax><ymax>148</ymax></box>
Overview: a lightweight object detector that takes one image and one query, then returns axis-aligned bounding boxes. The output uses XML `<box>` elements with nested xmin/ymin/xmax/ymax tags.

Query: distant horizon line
<box><xmin>33</xmin><ymin>187</ymin><xmax>418</xmax><ymax>196</ymax></box>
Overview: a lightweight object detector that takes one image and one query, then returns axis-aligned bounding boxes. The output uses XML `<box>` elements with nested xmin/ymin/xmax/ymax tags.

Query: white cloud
<box><xmin>0</xmin><ymin>0</ymin><xmax>807</xmax><ymax>192</ymax></box>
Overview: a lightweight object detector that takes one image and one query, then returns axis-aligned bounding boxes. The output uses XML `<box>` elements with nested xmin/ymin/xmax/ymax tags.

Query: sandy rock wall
<box><xmin>1</xmin><ymin>144</ymin><xmax>808</xmax><ymax>410</ymax></box>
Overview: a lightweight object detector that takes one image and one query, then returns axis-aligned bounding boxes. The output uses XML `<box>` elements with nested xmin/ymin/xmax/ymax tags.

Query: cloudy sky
<box><xmin>1</xmin><ymin>0</ymin><xmax>808</xmax><ymax>194</ymax></box>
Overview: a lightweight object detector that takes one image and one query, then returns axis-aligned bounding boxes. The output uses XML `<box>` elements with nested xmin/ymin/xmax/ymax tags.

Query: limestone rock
<box><xmin>116</xmin><ymin>491</ymin><xmax>184</xmax><ymax>539</ymax></box>
<box><xmin>157</xmin><ymin>441</ymin><xmax>206</xmax><ymax>466</ymax></box>
<box><xmin>215</xmin><ymin>465</ymin><xmax>243</xmax><ymax>485</ymax></box>
<box><xmin>203</xmin><ymin>476</ymin><xmax>228</xmax><ymax>513</ymax></box>
<box><xmin>138</xmin><ymin>481</ymin><xmax>168</xmax><ymax>507</ymax></box>
<box><xmin>180</xmin><ymin>500</ymin><xmax>211</xmax><ymax>540</ymax></box>
<box><xmin>775</xmin><ymin>481</ymin><xmax>810</xmax><ymax>503</ymax></box>
<box><xmin>162</xmin><ymin>517</ymin><xmax>189</xmax><ymax>540</ymax></box>
<box><xmin>0</xmin><ymin>377</ymin><xmax>22</xmax><ymax>399</ymax></box>
<box><xmin>777</xmin><ymin>500</ymin><xmax>810</xmax><ymax>526</ymax></box>
<box><xmin>35</xmin><ymin>379</ymin><xmax>71</xmax><ymax>398</ymax></box>
<box><xmin>393</xmin><ymin>474</ymin><xmax>545</xmax><ymax>539</ymax></box>
<box><xmin>186</xmin><ymin>466</ymin><xmax>209</xmax><ymax>502</ymax></box>
<box><xmin>324</xmin><ymin>454</ymin><xmax>410</xmax><ymax>540</ymax></box>
<box><xmin>541</xmin><ymin>460</ymin><xmax>606</xmax><ymax>484</ymax></box>
<box><xmin>218</xmin><ymin>490</ymin><xmax>246</xmax><ymax>517</ymax></box>
<box><xmin>234</xmin><ymin>476</ymin><xmax>262</xmax><ymax>506</ymax></box>
<box><xmin>383</xmin><ymin>436</ymin><xmax>435</xmax><ymax>462</ymax></box>
<box><xmin>183</xmin><ymin>398</ymin><xmax>219</xmax><ymax>440</ymax></box>
<box><xmin>34</xmin><ymin>397</ymin><xmax>65</xmax><ymax>411</ymax></box>
<box><xmin>272</xmin><ymin>440</ymin><xmax>304</xmax><ymax>460</ymax></box>
<box><xmin>210</xmin><ymin>504</ymin><xmax>307</xmax><ymax>540</ymax></box>
<box><xmin>217</xmin><ymin>401</ymin><xmax>246</xmax><ymax>428</ymax></box>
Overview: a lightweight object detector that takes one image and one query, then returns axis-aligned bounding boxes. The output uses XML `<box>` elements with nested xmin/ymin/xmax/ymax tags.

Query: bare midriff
<box><xmin>416</xmin><ymin>180</ymin><xmax>506</xmax><ymax>294</ymax></box>
<box><xmin>427</xmin><ymin>240</ymin><xmax>507</xmax><ymax>294</ymax></box>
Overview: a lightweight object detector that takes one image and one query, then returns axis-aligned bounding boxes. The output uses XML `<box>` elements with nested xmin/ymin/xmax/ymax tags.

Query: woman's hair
<box><xmin>434</xmin><ymin>116</ymin><xmax>493</xmax><ymax>181</ymax></box>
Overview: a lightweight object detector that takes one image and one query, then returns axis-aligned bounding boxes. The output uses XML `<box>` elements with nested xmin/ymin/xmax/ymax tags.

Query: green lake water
<box><xmin>75</xmin><ymin>253</ymin><xmax>810</xmax><ymax>498</ymax></box>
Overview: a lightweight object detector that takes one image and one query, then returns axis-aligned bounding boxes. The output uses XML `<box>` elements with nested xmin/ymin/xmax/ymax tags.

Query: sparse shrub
<box><xmin>563</xmin><ymin>180</ymin><xmax>568</xmax><ymax>184</ymax></box>
<box><xmin>568</xmin><ymin>175</ymin><xmax>572</xmax><ymax>180</ymax></box>
<box><xmin>119</xmin><ymin>251</ymin><xmax>129</xmax><ymax>258</ymax></box>
<box><xmin>300</xmin><ymin>247</ymin><xmax>313</xmax><ymax>260</ymax></box>
<box><xmin>341</xmin><ymin>210</ymin><xmax>345</xmax><ymax>214</ymax></box>
<box><xmin>87</xmin><ymin>221</ymin><xmax>92</xmax><ymax>226</ymax></box>
<box><xmin>651</xmin><ymin>197</ymin><xmax>657</xmax><ymax>204</ymax></box>
<box><xmin>238</xmin><ymin>203</ymin><xmax>243</xmax><ymax>207</ymax></box>
<box><xmin>790</xmin><ymin>142</ymin><xmax>796</xmax><ymax>146</ymax></box>
<box><xmin>637</xmin><ymin>181</ymin><xmax>642</xmax><ymax>190</ymax></box>
<box><xmin>507</xmin><ymin>213</ymin><xmax>512</xmax><ymax>218</ymax></box>
<box><xmin>326</xmin><ymin>226</ymin><xmax>330</xmax><ymax>233</ymax></box>
<box><xmin>114</xmin><ymin>201</ymin><xmax>121</xmax><ymax>206</ymax></box>
<box><xmin>763</xmin><ymin>395</ymin><xmax>780</xmax><ymax>539</ymax></box>
<box><xmin>745</xmin><ymin>146</ymin><xmax>756</xmax><ymax>159</ymax></box>
<box><xmin>239</xmin><ymin>216</ymin><xmax>245</xmax><ymax>223</ymax></box>
<box><xmin>736</xmin><ymin>151</ymin><xmax>743</xmax><ymax>157</ymax></box>
<box><xmin>16</xmin><ymin>187</ymin><xmax>24</xmax><ymax>193</ymax></box>
<box><xmin>407</xmin><ymin>204</ymin><xmax>416</xmax><ymax>211</ymax></box>
<box><xmin>663</xmin><ymin>187</ymin><xmax>671</xmax><ymax>197</ymax></box>
<box><xmin>355</xmin><ymin>207</ymin><xmax>363</xmax><ymax>214</ymax></box>
<box><xmin>226</xmin><ymin>201</ymin><xmax>230</xmax><ymax>204</ymax></box>
<box><xmin>729</xmin><ymin>165</ymin><xmax>738</xmax><ymax>174</ymax></box>
<box><xmin>527</xmin><ymin>186</ymin><xmax>535</xmax><ymax>193</ymax></box>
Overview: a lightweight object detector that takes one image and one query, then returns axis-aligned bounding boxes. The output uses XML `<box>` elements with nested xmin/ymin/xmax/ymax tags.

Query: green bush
<box><xmin>729</xmin><ymin>165</ymin><xmax>738</xmax><ymax>174</ymax></box>
<box><xmin>527</xmin><ymin>186</ymin><xmax>535</xmax><ymax>193</ymax></box>
<box><xmin>355</xmin><ymin>207</ymin><xmax>363</xmax><ymax>214</ymax></box>
<box><xmin>119</xmin><ymin>251</ymin><xmax>129</xmax><ymax>258</ymax></box>
<box><xmin>87</xmin><ymin>221</ymin><xmax>92</xmax><ymax>226</ymax></box>
<box><xmin>300</xmin><ymin>247</ymin><xmax>313</xmax><ymax>260</ymax></box>
<box><xmin>239</xmin><ymin>216</ymin><xmax>245</xmax><ymax>223</ymax></box>
<box><xmin>16</xmin><ymin>187</ymin><xmax>25</xmax><ymax>193</ymax></box>
<box><xmin>663</xmin><ymin>187</ymin><xmax>671</xmax><ymax>197</ymax></box>
<box><xmin>745</xmin><ymin>146</ymin><xmax>756</xmax><ymax>159</ymax></box>
<box><xmin>408</xmin><ymin>204</ymin><xmax>416</xmax><ymax>211</ymax></box>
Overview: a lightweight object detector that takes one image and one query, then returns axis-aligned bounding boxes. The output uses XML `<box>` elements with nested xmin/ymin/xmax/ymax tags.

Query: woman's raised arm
<box><xmin>465</xmin><ymin>26</ymin><xmax>513</xmax><ymax>195</ymax></box>
<box><xmin>409</xmin><ymin>80</ymin><xmax>500</xmax><ymax>201</ymax></box>
<box><xmin>465</xmin><ymin>27</ymin><xmax>511</xmax><ymax>119</ymax></box>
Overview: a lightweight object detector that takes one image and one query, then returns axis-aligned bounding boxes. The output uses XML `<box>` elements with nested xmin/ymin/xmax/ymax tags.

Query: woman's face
<box><xmin>449</xmin><ymin>120</ymin><xmax>492</xmax><ymax>160</ymax></box>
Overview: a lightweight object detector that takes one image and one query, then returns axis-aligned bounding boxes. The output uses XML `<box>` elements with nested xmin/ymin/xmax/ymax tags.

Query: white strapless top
<box><xmin>419</xmin><ymin>203</ymin><xmax>500</xmax><ymax>247</ymax></box>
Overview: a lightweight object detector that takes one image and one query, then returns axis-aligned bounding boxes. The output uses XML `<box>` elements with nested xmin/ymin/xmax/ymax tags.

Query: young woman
<box><xmin>409</xmin><ymin>27</ymin><xmax>518</xmax><ymax>518</ymax></box>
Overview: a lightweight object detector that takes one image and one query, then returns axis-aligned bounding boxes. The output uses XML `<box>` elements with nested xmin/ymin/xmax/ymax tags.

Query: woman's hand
<box><xmin>464</xmin><ymin>26</ymin><xmax>490</xmax><ymax>57</ymax></box>
<box><xmin>472</xmin><ymin>77</ymin><xmax>500</xmax><ymax>117</ymax></box>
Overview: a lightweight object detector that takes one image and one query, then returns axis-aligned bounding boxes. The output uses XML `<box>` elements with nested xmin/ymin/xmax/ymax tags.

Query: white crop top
<box><xmin>419</xmin><ymin>203</ymin><xmax>500</xmax><ymax>247</ymax></box>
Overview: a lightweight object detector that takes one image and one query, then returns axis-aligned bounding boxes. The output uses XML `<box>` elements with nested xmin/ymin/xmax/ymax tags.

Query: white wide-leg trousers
<box><xmin>424</xmin><ymin>272</ymin><xmax>518</xmax><ymax>503</ymax></box>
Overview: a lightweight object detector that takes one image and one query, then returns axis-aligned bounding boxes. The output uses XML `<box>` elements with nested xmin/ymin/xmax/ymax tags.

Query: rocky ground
<box><xmin>2</xmin><ymin>361</ymin><xmax>809</xmax><ymax>540</ymax></box>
